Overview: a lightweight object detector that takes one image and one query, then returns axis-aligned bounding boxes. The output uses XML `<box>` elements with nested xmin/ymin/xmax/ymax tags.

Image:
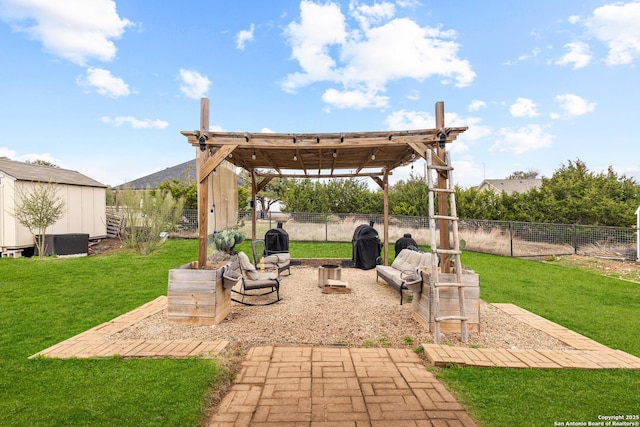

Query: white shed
<box><xmin>0</xmin><ymin>159</ymin><xmax>107</xmax><ymax>254</ymax></box>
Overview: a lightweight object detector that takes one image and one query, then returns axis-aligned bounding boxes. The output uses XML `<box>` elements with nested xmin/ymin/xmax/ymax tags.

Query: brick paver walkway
<box><xmin>209</xmin><ymin>346</ymin><xmax>478</xmax><ymax>426</ymax></box>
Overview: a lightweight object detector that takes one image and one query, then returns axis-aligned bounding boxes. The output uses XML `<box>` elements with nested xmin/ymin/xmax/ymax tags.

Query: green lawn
<box><xmin>1</xmin><ymin>240</ymin><xmax>639</xmax><ymax>426</ymax></box>
<box><xmin>439</xmin><ymin>250</ymin><xmax>640</xmax><ymax>427</ymax></box>
<box><xmin>0</xmin><ymin>239</ymin><xmax>224</xmax><ymax>427</ymax></box>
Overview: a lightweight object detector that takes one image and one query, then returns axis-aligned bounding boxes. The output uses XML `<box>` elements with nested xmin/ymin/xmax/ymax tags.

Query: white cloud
<box><xmin>450</xmin><ymin>116</ymin><xmax>492</xmax><ymax>142</ymax></box>
<box><xmin>385</xmin><ymin>109</ymin><xmax>490</xmax><ymax>139</ymax></box>
<box><xmin>101</xmin><ymin>116</ymin><xmax>169</xmax><ymax>129</ymax></box>
<box><xmin>281</xmin><ymin>0</ymin><xmax>347</xmax><ymax>92</ymax></box>
<box><xmin>0</xmin><ymin>147</ymin><xmax>17</xmax><ymax>158</ymax></box>
<box><xmin>282</xmin><ymin>1</ymin><xmax>475</xmax><ymax>107</ymax></box>
<box><xmin>179</xmin><ymin>69</ymin><xmax>211</xmax><ymax>99</ymax></box>
<box><xmin>385</xmin><ymin>109</ymin><xmax>491</xmax><ymax>154</ymax></box>
<box><xmin>509</xmin><ymin>97</ymin><xmax>540</xmax><ymax>117</ymax></box>
<box><xmin>556</xmin><ymin>42</ymin><xmax>592</xmax><ymax>69</ymax></box>
<box><xmin>396</xmin><ymin>0</ymin><xmax>421</xmax><ymax>8</ymax></box>
<box><xmin>468</xmin><ymin>99</ymin><xmax>486</xmax><ymax>111</ymax></box>
<box><xmin>349</xmin><ymin>0</ymin><xmax>395</xmax><ymax>30</ymax></box>
<box><xmin>0</xmin><ymin>147</ymin><xmax>59</xmax><ymax>165</ymax></box>
<box><xmin>490</xmin><ymin>125</ymin><xmax>554</xmax><ymax>154</ymax></box>
<box><xmin>322</xmin><ymin>87</ymin><xmax>389</xmax><ymax>109</ymax></box>
<box><xmin>385</xmin><ymin>109</ymin><xmax>433</xmax><ymax>130</ymax></box>
<box><xmin>0</xmin><ymin>0</ymin><xmax>133</xmax><ymax>65</ymax></box>
<box><xmin>504</xmin><ymin>48</ymin><xmax>541</xmax><ymax>66</ymax></box>
<box><xmin>585</xmin><ymin>1</ymin><xmax>640</xmax><ymax>65</ymax></box>
<box><xmin>451</xmin><ymin>159</ymin><xmax>485</xmax><ymax>187</ymax></box>
<box><xmin>406</xmin><ymin>89</ymin><xmax>420</xmax><ymax>101</ymax></box>
<box><xmin>78</xmin><ymin>67</ymin><xmax>130</xmax><ymax>97</ymax></box>
<box><xmin>341</xmin><ymin>18</ymin><xmax>475</xmax><ymax>87</ymax></box>
<box><xmin>568</xmin><ymin>15</ymin><xmax>581</xmax><ymax>24</ymax></box>
<box><xmin>554</xmin><ymin>93</ymin><xmax>596</xmax><ymax>117</ymax></box>
<box><xmin>261</xmin><ymin>128</ymin><xmax>276</xmax><ymax>133</ymax></box>
<box><xmin>518</xmin><ymin>48</ymin><xmax>540</xmax><ymax>62</ymax></box>
<box><xmin>236</xmin><ymin>23</ymin><xmax>255</xmax><ymax>50</ymax></box>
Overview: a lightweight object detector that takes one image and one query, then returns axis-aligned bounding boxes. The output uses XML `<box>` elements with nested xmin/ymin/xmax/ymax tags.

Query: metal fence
<box><xmin>174</xmin><ymin>209</ymin><xmax>639</xmax><ymax>261</ymax></box>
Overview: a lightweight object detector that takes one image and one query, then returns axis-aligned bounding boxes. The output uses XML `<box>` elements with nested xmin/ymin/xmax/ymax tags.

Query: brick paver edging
<box><xmin>422</xmin><ymin>303</ymin><xmax>640</xmax><ymax>369</ymax></box>
<box><xmin>29</xmin><ymin>296</ymin><xmax>229</xmax><ymax>359</ymax></box>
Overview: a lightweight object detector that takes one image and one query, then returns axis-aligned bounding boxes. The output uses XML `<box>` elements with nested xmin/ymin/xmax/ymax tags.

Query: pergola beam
<box><xmin>257</xmin><ymin>172</ymin><xmax>390</xmax><ymax>179</ymax></box>
<box><xmin>181</xmin><ymin>131</ymin><xmax>465</xmax><ymax>148</ymax></box>
<box><xmin>198</xmin><ymin>145</ymin><xmax>237</xmax><ymax>183</ymax></box>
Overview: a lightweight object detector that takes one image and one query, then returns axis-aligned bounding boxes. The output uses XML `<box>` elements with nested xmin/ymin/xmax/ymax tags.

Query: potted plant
<box><xmin>207</xmin><ymin>229</ymin><xmax>245</xmax><ymax>266</ymax></box>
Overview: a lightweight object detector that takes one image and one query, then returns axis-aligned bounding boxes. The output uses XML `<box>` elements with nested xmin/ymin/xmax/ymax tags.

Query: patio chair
<box><xmin>231</xmin><ymin>251</ymin><xmax>281</xmax><ymax>306</ymax></box>
<box><xmin>251</xmin><ymin>239</ymin><xmax>291</xmax><ymax>277</ymax></box>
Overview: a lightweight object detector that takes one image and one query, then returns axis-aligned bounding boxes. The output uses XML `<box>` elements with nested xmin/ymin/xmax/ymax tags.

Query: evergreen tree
<box><xmin>390</xmin><ymin>174</ymin><xmax>430</xmax><ymax>216</ymax></box>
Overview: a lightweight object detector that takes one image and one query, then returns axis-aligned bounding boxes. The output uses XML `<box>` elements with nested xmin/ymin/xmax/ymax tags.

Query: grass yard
<box><xmin>0</xmin><ymin>239</ymin><xmax>226</xmax><ymax>427</ymax></box>
<box><xmin>1</xmin><ymin>239</ymin><xmax>638</xmax><ymax>426</ymax></box>
<box><xmin>439</xmin><ymin>250</ymin><xmax>640</xmax><ymax>427</ymax></box>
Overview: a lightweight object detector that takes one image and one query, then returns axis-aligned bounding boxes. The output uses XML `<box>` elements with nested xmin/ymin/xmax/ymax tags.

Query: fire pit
<box><xmin>318</xmin><ymin>264</ymin><xmax>341</xmax><ymax>288</ymax></box>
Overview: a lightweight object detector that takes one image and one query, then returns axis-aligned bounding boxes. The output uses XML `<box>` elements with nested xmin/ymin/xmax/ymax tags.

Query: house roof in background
<box><xmin>0</xmin><ymin>158</ymin><xmax>105</xmax><ymax>188</ymax></box>
<box><xmin>116</xmin><ymin>159</ymin><xmax>196</xmax><ymax>189</ymax></box>
<box><xmin>476</xmin><ymin>179</ymin><xmax>542</xmax><ymax>195</ymax></box>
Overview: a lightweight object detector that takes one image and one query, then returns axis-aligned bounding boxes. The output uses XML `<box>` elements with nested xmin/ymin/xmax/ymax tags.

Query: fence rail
<box><xmin>172</xmin><ymin>209</ymin><xmax>639</xmax><ymax>261</ymax></box>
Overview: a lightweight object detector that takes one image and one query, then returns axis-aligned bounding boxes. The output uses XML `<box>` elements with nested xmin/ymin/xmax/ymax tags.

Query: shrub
<box><xmin>116</xmin><ymin>186</ymin><xmax>184</xmax><ymax>255</ymax></box>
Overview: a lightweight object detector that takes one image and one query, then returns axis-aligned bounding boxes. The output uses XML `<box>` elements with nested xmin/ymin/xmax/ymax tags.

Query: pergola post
<box><xmin>197</xmin><ymin>98</ymin><xmax>210</xmax><ymax>268</ymax></box>
<box><xmin>435</xmin><ymin>101</ymin><xmax>451</xmax><ymax>273</ymax></box>
<box><xmin>383</xmin><ymin>170</ymin><xmax>390</xmax><ymax>265</ymax></box>
<box><xmin>251</xmin><ymin>169</ymin><xmax>258</xmax><ymax>241</ymax></box>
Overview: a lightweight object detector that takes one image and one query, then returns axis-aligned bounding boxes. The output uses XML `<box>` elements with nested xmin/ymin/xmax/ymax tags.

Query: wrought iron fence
<box><xmin>174</xmin><ymin>209</ymin><xmax>639</xmax><ymax>261</ymax></box>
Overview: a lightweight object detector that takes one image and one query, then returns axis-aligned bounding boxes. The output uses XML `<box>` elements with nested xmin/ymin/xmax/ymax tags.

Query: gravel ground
<box><xmin>108</xmin><ymin>265</ymin><xmax>569</xmax><ymax>350</ymax></box>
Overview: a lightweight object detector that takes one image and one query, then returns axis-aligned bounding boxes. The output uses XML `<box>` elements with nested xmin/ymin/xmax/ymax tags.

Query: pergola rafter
<box><xmin>182</xmin><ymin>98</ymin><xmax>467</xmax><ymax>269</ymax></box>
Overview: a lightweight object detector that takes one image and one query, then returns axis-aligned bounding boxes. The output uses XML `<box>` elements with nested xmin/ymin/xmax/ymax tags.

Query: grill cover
<box><xmin>264</xmin><ymin>227</ymin><xmax>289</xmax><ymax>255</ymax></box>
<box><xmin>351</xmin><ymin>224</ymin><xmax>382</xmax><ymax>270</ymax></box>
<box><xmin>394</xmin><ymin>233</ymin><xmax>418</xmax><ymax>256</ymax></box>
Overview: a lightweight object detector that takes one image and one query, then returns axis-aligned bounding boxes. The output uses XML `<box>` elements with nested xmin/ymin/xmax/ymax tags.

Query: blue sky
<box><xmin>1</xmin><ymin>0</ymin><xmax>639</xmax><ymax>189</ymax></box>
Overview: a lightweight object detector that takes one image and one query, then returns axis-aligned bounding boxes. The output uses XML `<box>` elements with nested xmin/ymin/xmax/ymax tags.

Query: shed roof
<box><xmin>0</xmin><ymin>158</ymin><xmax>105</xmax><ymax>188</ymax></box>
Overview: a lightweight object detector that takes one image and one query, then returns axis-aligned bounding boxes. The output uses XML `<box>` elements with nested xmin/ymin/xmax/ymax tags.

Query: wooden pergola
<box><xmin>182</xmin><ymin>98</ymin><xmax>467</xmax><ymax>269</ymax></box>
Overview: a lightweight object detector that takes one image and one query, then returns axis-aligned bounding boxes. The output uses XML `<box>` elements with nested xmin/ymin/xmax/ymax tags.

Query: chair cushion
<box><xmin>263</xmin><ymin>253</ymin><xmax>290</xmax><ymax>263</ymax></box>
<box><xmin>391</xmin><ymin>249</ymin><xmax>433</xmax><ymax>272</ymax></box>
<box><xmin>376</xmin><ymin>266</ymin><xmax>403</xmax><ymax>290</ymax></box>
<box><xmin>238</xmin><ymin>252</ymin><xmax>260</xmax><ymax>280</ymax></box>
<box><xmin>262</xmin><ymin>253</ymin><xmax>290</xmax><ymax>269</ymax></box>
<box><xmin>243</xmin><ymin>273</ymin><xmax>278</xmax><ymax>290</ymax></box>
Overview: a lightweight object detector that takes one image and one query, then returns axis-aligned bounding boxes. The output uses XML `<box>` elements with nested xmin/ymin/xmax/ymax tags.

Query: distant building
<box><xmin>116</xmin><ymin>159</ymin><xmax>195</xmax><ymax>189</ymax></box>
<box><xmin>475</xmin><ymin>179</ymin><xmax>542</xmax><ymax>195</ymax></box>
<box><xmin>0</xmin><ymin>158</ymin><xmax>107</xmax><ymax>253</ymax></box>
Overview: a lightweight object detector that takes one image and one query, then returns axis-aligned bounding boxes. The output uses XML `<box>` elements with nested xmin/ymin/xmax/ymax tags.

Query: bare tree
<box><xmin>12</xmin><ymin>182</ymin><xmax>65</xmax><ymax>259</ymax></box>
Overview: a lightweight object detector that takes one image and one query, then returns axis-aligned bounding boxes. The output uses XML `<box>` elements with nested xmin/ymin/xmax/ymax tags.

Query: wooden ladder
<box><xmin>426</xmin><ymin>149</ymin><xmax>468</xmax><ymax>344</ymax></box>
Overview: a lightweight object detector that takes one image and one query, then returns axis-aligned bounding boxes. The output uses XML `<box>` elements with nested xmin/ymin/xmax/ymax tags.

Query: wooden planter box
<box><xmin>412</xmin><ymin>269</ymin><xmax>480</xmax><ymax>333</ymax></box>
<box><xmin>167</xmin><ymin>261</ymin><xmax>233</xmax><ymax>326</ymax></box>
